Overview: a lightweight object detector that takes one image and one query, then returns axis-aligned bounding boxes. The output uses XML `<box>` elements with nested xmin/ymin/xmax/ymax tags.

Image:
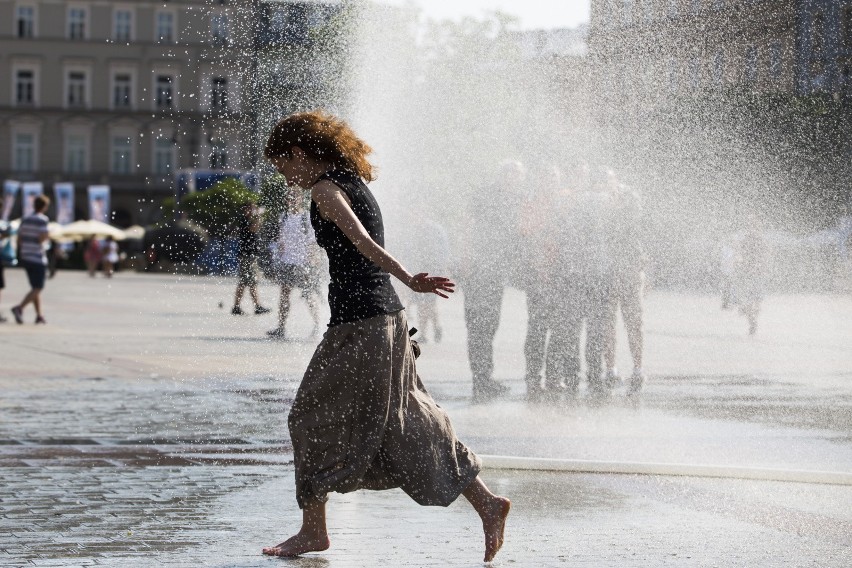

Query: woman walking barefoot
<box><xmin>261</xmin><ymin>111</ymin><xmax>510</xmax><ymax>562</ymax></box>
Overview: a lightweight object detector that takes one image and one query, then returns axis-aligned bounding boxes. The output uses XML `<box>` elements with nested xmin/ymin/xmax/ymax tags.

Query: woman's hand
<box><xmin>408</xmin><ymin>272</ymin><xmax>455</xmax><ymax>299</ymax></box>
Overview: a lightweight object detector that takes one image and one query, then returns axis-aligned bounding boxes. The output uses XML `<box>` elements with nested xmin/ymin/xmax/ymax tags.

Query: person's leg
<box><xmin>547</xmin><ymin>290</ymin><xmax>583</xmax><ymax>395</ymax></box>
<box><xmin>249</xmin><ymin>282</ymin><xmax>261</xmax><ymax>307</ymax></box>
<box><xmin>586</xmin><ymin>282</ymin><xmax>615</xmax><ymax>395</ymax></box>
<box><xmin>603</xmin><ymin>279</ymin><xmax>621</xmax><ymax>385</ymax></box>
<box><xmin>425</xmin><ymin>296</ymin><xmax>442</xmax><ymax>342</ymax></box>
<box><xmin>262</xmin><ymin>500</ymin><xmax>330</xmax><ymax>557</ymax></box>
<box><xmin>462</xmin><ymin>476</ymin><xmax>512</xmax><ymax>562</ymax></box>
<box><xmin>464</xmin><ymin>277</ymin><xmax>505</xmax><ymax>395</ymax></box>
<box><xmin>420</xmin><ymin>298</ymin><xmax>436</xmax><ymax>341</ymax></box>
<box><xmin>304</xmin><ymin>289</ymin><xmax>320</xmax><ymax>337</ymax></box>
<box><xmin>233</xmin><ymin>282</ymin><xmax>245</xmax><ymax>308</ymax></box>
<box><xmin>275</xmin><ymin>284</ymin><xmax>292</xmax><ymax>332</ymax></box>
<box><xmin>745</xmin><ymin>301</ymin><xmax>759</xmax><ymax>335</ymax></box>
<box><xmin>621</xmin><ymin>273</ymin><xmax>644</xmax><ymax>371</ymax></box>
<box><xmin>31</xmin><ymin>290</ymin><xmax>43</xmax><ymax>319</ymax></box>
<box><xmin>523</xmin><ymin>284</ymin><xmax>548</xmax><ymax>395</ymax></box>
<box><xmin>16</xmin><ymin>289</ymin><xmax>37</xmax><ymax>310</ymax></box>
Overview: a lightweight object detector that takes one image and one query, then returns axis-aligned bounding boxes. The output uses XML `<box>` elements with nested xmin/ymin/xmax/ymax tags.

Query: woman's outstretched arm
<box><xmin>311</xmin><ymin>180</ymin><xmax>455</xmax><ymax>298</ymax></box>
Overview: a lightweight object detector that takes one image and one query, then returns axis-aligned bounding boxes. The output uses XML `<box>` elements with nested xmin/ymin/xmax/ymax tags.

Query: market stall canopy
<box><xmin>10</xmin><ymin>219</ymin><xmax>66</xmax><ymax>240</ymax></box>
<box><xmin>58</xmin><ymin>220</ymin><xmax>127</xmax><ymax>241</ymax></box>
<box><xmin>124</xmin><ymin>225</ymin><xmax>146</xmax><ymax>240</ymax></box>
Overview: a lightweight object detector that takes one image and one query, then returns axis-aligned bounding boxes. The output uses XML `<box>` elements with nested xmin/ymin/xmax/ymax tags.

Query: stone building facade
<box><xmin>588</xmin><ymin>0</ymin><xmax>852</xmax><ymax>105</ymax></box>
<box><xmin>0</xmin><ymin>0</ymin><xmax>342</xmax><ymax>225</ymax></box>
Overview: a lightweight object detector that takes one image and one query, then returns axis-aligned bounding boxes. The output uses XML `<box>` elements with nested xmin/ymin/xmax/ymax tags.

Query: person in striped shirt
<box><xmin>11</xmin><ymin>195</ymin><xmax>51</xmax><ymax>324</ymax></box>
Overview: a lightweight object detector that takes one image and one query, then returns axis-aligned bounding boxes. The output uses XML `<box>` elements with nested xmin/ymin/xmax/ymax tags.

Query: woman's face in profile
<box><xmin>271</xmin><ymin>155</ymin><xmax>300</xmax><ymax>187</ymax></box>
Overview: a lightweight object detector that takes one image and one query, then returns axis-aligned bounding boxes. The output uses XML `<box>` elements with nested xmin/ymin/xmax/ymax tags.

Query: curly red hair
<box><xmin>264</xmin><ymin>110</ymin><xmax>376</xmax><ymax>182</ymax></box>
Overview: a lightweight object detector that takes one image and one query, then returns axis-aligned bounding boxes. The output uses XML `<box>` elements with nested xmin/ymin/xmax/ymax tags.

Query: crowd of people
<box><xmin>458</xmin><ymin>160</ymin><xmax>647</xmax><ymax>403</ymax></box>
<box><xmin>230</xmin><ymin>195</ymin><xmax>323</xmax><ymax>341</ymax></box>
<box><xmin>225</xmin><ymin>157</ymin><xmax>650</xmax><ymax>404</ymax></box>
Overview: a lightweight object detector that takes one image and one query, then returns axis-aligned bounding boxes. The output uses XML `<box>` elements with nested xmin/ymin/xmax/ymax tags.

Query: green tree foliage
<box><xmin>257</xmin><ymin>173</ymin><xmax>290</xmax><ymax>218</ymax></box>
<box><xmin>180</xmin><ymin>178</ymin><xmax>257</xmax><ymax>237</ymax></box>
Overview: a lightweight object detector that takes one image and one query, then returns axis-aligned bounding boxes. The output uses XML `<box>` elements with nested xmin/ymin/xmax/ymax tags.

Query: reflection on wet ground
<box><xmin>2</xmin><ymin>273</ymin><xmax>850</xmax><ymax>565</ymax></box>
<box><xmin>645</xmin><ymin>374</ymin><xmax>852</xmax><ymax>435</ymax></box>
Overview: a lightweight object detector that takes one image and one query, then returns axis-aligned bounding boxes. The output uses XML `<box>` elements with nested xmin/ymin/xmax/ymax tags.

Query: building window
<box><xmin>690</xmin><ymin>0</ymin><xmax>701</xmax><ymax>15</ymax></box>
<box><xmin>689</xmin><ymin>57</ymin><xmax>702</xmax><ymax>90</ymax></box>
<box><xmin>813</xmin><ymin>12</ymin><xmax>825</xmax><ymax>54</ymax></box>
<box><xmin>68</xmin><ymin>7</ymin><xmax>86</xmax><ymax>39</ymax></box>
<box><xmin>667</xmin><ymin>0</ymin><xmax>679</xmax><ymax>18</ymax></box>
<box><xmin>211</xmin><ymin>13</ymin><xmax>229</xmax><ymax>46</ymax></box>
<box><xmin>155</xmin><ymin>75</ymin><xmax>173</xmax><ymax>109</ymax></box>
<box><xmin>113</xmin><ymin>73</ymin><xmax>132</xmax><ymax>108</ymax></box>
<box><xmin>713</xmin><ymin>49</ymin><xmax>726</xmax><ymax>87</ymax></box>
<box><xmin>111</xmin><ymin>135</ymin><xmax>133</xmax><ymax>174</ymax></box>
<box><xmin>14</xmin><ymin>132</ymin><xmax>36</xmax><ymax>172</ymax></box>
<box><xmin>211</xmin><ymin>77</ymin><xmax>229</xmax><ymax>111</ymax></box>
<box><xmin>667</xmin><ymin>58</ymin><xmax>679</xmax><ymax>92</ymax></box>
<box><xmin>622</xmin><ymin>0</ymin><xmax>634</xmax><ymax>26</ymax></box>
<box><xmin>17</xmin><ymin>5</ymin><xmax>35</xmax><ymax>38</ymax></box>
<box><xmin>67</xmin><ymin>71</ymin><xmax>87</xmax><ymax>107</ymax></box>
<box><xmin>841</xmin><ymin>59</ymin><xmax>852</xmax><ymax>93</ymax></box>
<box><xmin>65</xmin><ymin>134</ymin><xmax>88</xmax><ymax>173</ymax></box>
<box><xmin>843</xmin><ymin>8</ymin><xmax>852</xmax><ymax>49</ymax></box>
<box><xmin>154</xmin><ymin>137</ymin><xmax>175</xmax><ymax>175</ymax></box>
<box><xmin>114</xmin><ymin>9</ymin><xmax>133</xmax><ymax>42</ymax></box>
<box><xmin>156</xmin><ymin>11</ymin><xmax>175</xmax><ymax>43</ymax></box>
<box><xmin>769</xmin><ymin>41</ymin><xmax>782</xmax><ymax>82</ymax></box>
<box><xmin>209</xmin><ymin>138</ymin><xmax>228</xmax><ymax>169</ymax></box>
<box><xmin>641</xmin><ymin>0</ymin><xmax>654</xmax><ymax>22</ymax></box>
<box><xmin>15</xmin><ymin>69</ymin><xmax>35</xmax><ymax>105</ymax></box>
<box><xmin>744</xmin><ymin>45</ymin><xmax>758</xmax><ymax>84</ymax></box>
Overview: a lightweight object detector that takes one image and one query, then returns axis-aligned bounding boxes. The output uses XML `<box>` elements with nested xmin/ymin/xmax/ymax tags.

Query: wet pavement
<box><xmin>1</xmin><ymin>270</ymin><xmax>851</xmax><ymax>566</ymax></box>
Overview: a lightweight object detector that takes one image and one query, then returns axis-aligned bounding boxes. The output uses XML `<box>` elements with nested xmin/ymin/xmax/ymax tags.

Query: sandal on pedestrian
<box><xmin>35</xmin><ymin>316</ymin><xmax>47</xmax><ymax>325</ymax></box>
<box><xmin>11</xmin><ymin>306</ymin><xmax>23</xmax><ymax>324</ymax></box>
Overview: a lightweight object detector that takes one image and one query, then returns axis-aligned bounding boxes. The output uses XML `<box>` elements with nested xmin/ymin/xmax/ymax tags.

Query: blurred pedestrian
<box><xmin>397</xmin><ymin>205</ymin><xmax>451</xmax><ymax>344</ymax></box>
<box><xmin>549</xmin><ymin>163</ymin><xmax>617</xmax><ymax>400</ymax></box>
<box><xmin>267</xmin><ymin>187</ymin><xmax>321</xmax><ymax>339</ymax></box>
<box><xmin>459</xmin><ymin>160</ymin><xmax>527</xmax><ymax>402</ymax></box>
<box><xmin>102</xmin><ymin>236</ymin><xmax>119</xmax><ymax>278</ymax></box>
<box><xmin>0</xmin><ymin>200</ymin><xmax>8</xmax><ymax>323</ymax></box>
<box><xmin>84</xmin><ymin>236</ymin><xmax>101</xmax><ymax>277</ymax></box>
<box><xmin>11</xmin><ymin>195</ymin><xmax>51</xmax><ymax>325</ymax></box>
<box><xmin>262</xmin><ymin>110</ymin><xmax>510</xmax><ymax>562</ymax></box>
<box><xmin>737</xmin><ymin>218</ymin><xmax>768</xmax><ymax>336</ymax></box>
<box><xmin>46</xmin><ymin>239</ymin><xmax>63</xmax><ymax>279</ymax></box>
<box><xmin>602</xmin><ymin>169</ymin><xmax>647</xmax><ymax>396</ymax></box>
<box><xmin>520</xmin><ymin>164</ymin><xmax>565</xmax><ymax>401</ymax></box>
<box><xmin>232</xmin><ymin>203</ymin><xmax>270</xmax><ymax>316</ymax></box>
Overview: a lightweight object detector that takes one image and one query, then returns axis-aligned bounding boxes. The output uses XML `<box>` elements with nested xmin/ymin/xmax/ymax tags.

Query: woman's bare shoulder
<box><xmin>312</xmin><ymin>179</ymin><xmax>351</xmax><ymax>207</ymax></box>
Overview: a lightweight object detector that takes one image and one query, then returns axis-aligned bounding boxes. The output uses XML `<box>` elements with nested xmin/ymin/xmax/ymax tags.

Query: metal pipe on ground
<box><xmin>480</xmin><ymin>455</ymin><xmax>852</xmax><ymax>486</ymax></box>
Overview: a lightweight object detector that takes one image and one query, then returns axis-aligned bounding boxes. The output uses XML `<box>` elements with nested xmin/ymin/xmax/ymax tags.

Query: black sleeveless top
<box><xmin>311</xmin><ymin>169</ymin><xmax>403</xmax><ymax>326</ymax></box>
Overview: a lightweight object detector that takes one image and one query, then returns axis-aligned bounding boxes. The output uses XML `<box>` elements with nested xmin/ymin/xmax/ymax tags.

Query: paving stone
<box><xmin>1</xmin><ymin>271</ymin><xmax>850</xmax><ymax>566</ymax></box>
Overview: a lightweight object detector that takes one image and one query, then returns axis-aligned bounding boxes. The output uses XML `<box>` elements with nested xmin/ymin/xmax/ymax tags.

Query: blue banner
<box><xmin>2</xmin><ymin>180</ymin><xmax>20</xmax><ymax>222</ymax></box>
<box><xmin>53</xmin><ymin>182</ymin><xmax>75</xmax><ymax>225</ymax></box>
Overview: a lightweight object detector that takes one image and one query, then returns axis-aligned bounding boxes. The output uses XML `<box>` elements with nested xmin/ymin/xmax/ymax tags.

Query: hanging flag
<box><xmin>53</xmin><ymin>182</ymin><xmax>75</xmax><ymax>225</ymax></box>
<box><xmin>2</xmin><ymin>180</ymin><xmax>20</xmax><ymax>222</ymax></box>
<box><xmin>87</xmin><ymin>185</ymin><xmax>111</xmax><ymax>223</ymax></box>
<box><xmin>22</xmin><ymin>182</ymin><xmax>44</xmax><ymax>218</ymax></box>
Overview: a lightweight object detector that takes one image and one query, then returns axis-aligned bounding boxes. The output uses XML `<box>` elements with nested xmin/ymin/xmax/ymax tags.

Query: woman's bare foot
<box><xmin>481</xmin><ymin>496</ymin><xmax>511</xmax><ymax>562</ymax></box>
<box><xmin>261</xmin><ymin>529</ymin><xmax>330</xmax><ymax>557</ymax></box>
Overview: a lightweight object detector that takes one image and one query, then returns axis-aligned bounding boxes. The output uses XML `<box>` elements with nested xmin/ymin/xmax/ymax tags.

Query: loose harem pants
<box><xmin>288</xmin><ymin>310</ymin><xmax>481</xmax><ymax>509</ymax></box>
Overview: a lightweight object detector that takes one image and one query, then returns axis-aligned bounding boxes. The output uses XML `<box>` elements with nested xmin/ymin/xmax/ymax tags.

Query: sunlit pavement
<box><xmin>1</xmin><ymin>270</ymin><xmax>850</xmax><ymax>566</ymax></box>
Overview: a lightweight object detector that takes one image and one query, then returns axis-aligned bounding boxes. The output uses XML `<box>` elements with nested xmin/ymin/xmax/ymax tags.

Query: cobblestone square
<box><xmin>1</xmin><ymin>271</ymin><xmax>850</xmax><ymax>566</ymax></box>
